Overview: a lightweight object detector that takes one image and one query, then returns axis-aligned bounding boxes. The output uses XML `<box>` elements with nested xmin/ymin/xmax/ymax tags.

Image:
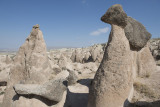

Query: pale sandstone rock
<box><xmin>12</xmin><ymin>91</ymin><xmax>67</xmax><ymax>107</ymax></box>
<box><xmin>84</xmin><ymin>52</ymin><xmax>91</xmax><ymax>62</ymax></box>
<box><xmin>88</xmin><ymin>25</ymin><xmax>133</xmax><ymax>107</ymax></box>
<box><xmin>14</xmin><ymin>78</ymin><xmax>67</xmax><ymax>102</ymax></box>
<box><xmin>2</xmin><ymin>24</ymin><xmax>53</xmax><ymax>107</ymax></box>
<box><xmin>5</xmin><ymin>55</ymin><xmax>12</xmax><ymax>64</ymax></box>
<box><xmin>67</xmin><ymin>69</ymin><xmax>78</xmax><ymax>86</ymax></box>
<box><xmin>137</xmin><ymin>43</ymin><xmax>156</xmax><ymax>78</ymax></box>
<box><xmin>88</xmin><ymin>4</ymin><xmax>157</xmax><ymax>107</ymax></box>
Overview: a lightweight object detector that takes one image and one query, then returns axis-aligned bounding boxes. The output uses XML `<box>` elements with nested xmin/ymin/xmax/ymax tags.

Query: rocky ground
<box><xmin>0</xmin><ymin>38</ymin><xmax>160</xmax><ymax>107</ymax></box>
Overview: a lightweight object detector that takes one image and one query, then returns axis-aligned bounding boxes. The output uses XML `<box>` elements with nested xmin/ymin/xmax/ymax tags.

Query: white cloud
<box><xmin>82</xmin><ymin>0</ymin><xmax>86</xmax><ymax>4</ymax></box>
<box><xmin>90</xmin><ymin>27</ymin><xmax>110</xmax><ymax>36</ymax></box>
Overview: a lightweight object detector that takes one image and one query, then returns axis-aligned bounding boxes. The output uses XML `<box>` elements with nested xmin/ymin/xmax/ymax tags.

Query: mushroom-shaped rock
<box><xmin>88</xmin><ymin>4</ymin><xmax>133</xmax><ymax>107</ymax></box>
<box><xmin>88</xmin><ymin>4</ymin><xmax>157</xmax><ymax>107</ymax></box>
<box><xmin>125</xmin><ymin>17</ymin><xmax>151</xmax><ymax>50</ymax></box>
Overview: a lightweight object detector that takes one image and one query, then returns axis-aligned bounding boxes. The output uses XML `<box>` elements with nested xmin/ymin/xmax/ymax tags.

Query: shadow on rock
<box><xmin>77</xmin><ymin>79</ymin><xmax>93</xmax><ymax>88</ymax></box>
<box><xmin>13</xmin><ymin>94</ymin><xmax>58</xmax><ymax>106</ymax></box>
<box><xmin>64</xmin><ymin>89</ymin><xmax>88</xmax><ymax>107</ymax></box>
<box><xmin>124</xmin><ymin>99</ymin><xmax>160</xmax><ymax>107</ymax></box>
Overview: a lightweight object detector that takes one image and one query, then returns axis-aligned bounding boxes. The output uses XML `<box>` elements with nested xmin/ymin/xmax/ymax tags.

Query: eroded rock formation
<box><xmin>88</xmin><ymin>4</ymin><xmax>157</xmax><ymax>107</ymax></box>
<box><xmin>2</xmin><ymin>24</ymin><xmax>54</xmax><ymax>107</ymax></box>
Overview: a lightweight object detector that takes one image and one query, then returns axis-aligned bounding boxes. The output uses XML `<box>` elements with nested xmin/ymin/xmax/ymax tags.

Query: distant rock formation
<box><xmin>5</xmin><ymin>55</ymin><xmax>12</xmax><ymax>64</ymax></box>
<box><xmin>2</xmin><ymin>24</ymin><xmax>54</xmax><ymax>107</ymax></box>
<box><xmin>70</xmin><ymin>44</ymin><xmax>104</xmax><ymax>63</ymax></box>
<box><xmin>88</xmin><ymin>4</ymin><xmax>157</xmax><ymax>107</ymax></box>
<box><xmin>150</xmin><ymin>38</ymin><xmax>160</xmax><ymax>65</ymax></box>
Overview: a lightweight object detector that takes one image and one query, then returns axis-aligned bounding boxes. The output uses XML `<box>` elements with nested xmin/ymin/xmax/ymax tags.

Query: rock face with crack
<box><xmin>2</xmin><ymin>24</ymin><xmax>53</xmax><ymax>107</ymax></box>
<box><xmin>88</xmin><ymin>4</ymin><xmax>157</xmax><ymax>107</ymax></box>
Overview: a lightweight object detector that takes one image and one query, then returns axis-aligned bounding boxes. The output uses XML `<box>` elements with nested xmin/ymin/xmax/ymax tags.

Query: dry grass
<box><xmin>133</xmin><ymin>82</ymin><xmax>157</xmax><ymax>98</ymax></box>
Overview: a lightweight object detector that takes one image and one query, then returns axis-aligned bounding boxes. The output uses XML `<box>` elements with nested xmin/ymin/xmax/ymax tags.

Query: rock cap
<box><xmin>33</xmin><ymin>24</ymin><xmax>40</xmax><ymax>29</ymax></box>
<box><xmin>101</xmin><ymin>4</ymin><xmax>127</xmax><ymax>28</ymax></box>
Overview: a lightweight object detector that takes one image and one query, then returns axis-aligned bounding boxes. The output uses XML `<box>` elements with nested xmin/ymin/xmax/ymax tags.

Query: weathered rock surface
<box><xmin>88</xmin><ymin>24</ymin><xmax>133</xmax><ymax>107</ymax></box>
<box><xmin>125</xmin><ymin>17</ymin><xmax>151</xmax><ymax>50</ymax></box>
<box><xmin>137</xmin><ymin>43</ymin><xmax>156</xmax><ymax>78</ymax></box>
<box><xmin>70</xmin><ymin>44</ymin><xmax>104</xmax><ymax>63</ymax></box>
<box><xmin>101</xmin><ymin>4</ymin><xmax>127</xmax><ymax>28</ymax></box>
<box><xmin>88</xmin><ymin>4</ymin><xmax>157</xmax><ymax>107</ymax></box>
<box><xmin>5</xmin><ymin>55</ymin><xmax>12</xmax><ymax>64</ymax></box>
<box><xmin>67</xmin><ymin>69</ymin><xmax>78</xmax><ymax>86</ymax></box>
<box><xmin>2</xmin><ymin>24</ymin><xmax>53</xmax><ymax>107</ymax></box>
<box><xmin>149</xmin><ymin>38</ymin><xmax>160</xmax><ymax>65</ymax></box>
<box><xmin>90</xmin><ymin>44</ymin><xmax>103</xmax><ymax>62</ymax></box>
<box><xmin>14</xmin><ymin>78</ymin><xmax>67</xmax><ymax>102</ymax></box>
<box><xmin>0</xmin><ymin>68</ymin><xmax>10</xmax><ymax>86</ymax></box>
<box><xmin>101</xmin><ymin>4</ymin><xmax>151</xmax><ymax>50</ymax></box>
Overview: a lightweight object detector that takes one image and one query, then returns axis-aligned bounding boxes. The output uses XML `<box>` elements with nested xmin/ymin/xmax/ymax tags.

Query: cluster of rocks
<box><xmin>0</xmin><ymin>24</ymin><xmax>99</xmax><ymax>107</ymax></box>
<box><xmin>0</xmin><ymin>4</ymin><xmax>160</xmax><ymax>107</ymax></box>
<box><xmin>70</xmin><ymin>44</ymin><xmax>105</xmax><ymax>63</ymax></box>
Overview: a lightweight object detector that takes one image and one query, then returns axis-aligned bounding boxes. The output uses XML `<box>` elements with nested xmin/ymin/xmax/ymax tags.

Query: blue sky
<box><xmin>0</xmin><ymin>0</ymin><xmax>160</xmax><ymax>49</ymax></box>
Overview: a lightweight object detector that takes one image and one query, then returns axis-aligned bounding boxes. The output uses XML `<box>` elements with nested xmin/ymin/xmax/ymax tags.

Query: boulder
<box><xmin>125</xmin><ymin>17</ymin><xmax>151</xmax><ymax>50</ymax></box>
<box><xmin>101</xmin><ymin>4</ymin><xmax>127</xmax><ymax>28</ymax></box>
<box><xmin>14</xmin><ymin>78</ymin><xmax>67</xmax><ymax>102</ymax></box>
<box><xmin>67</xmin><ymin>69</ymin><xmax>78</xmax><ymax>86</ymax></box>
